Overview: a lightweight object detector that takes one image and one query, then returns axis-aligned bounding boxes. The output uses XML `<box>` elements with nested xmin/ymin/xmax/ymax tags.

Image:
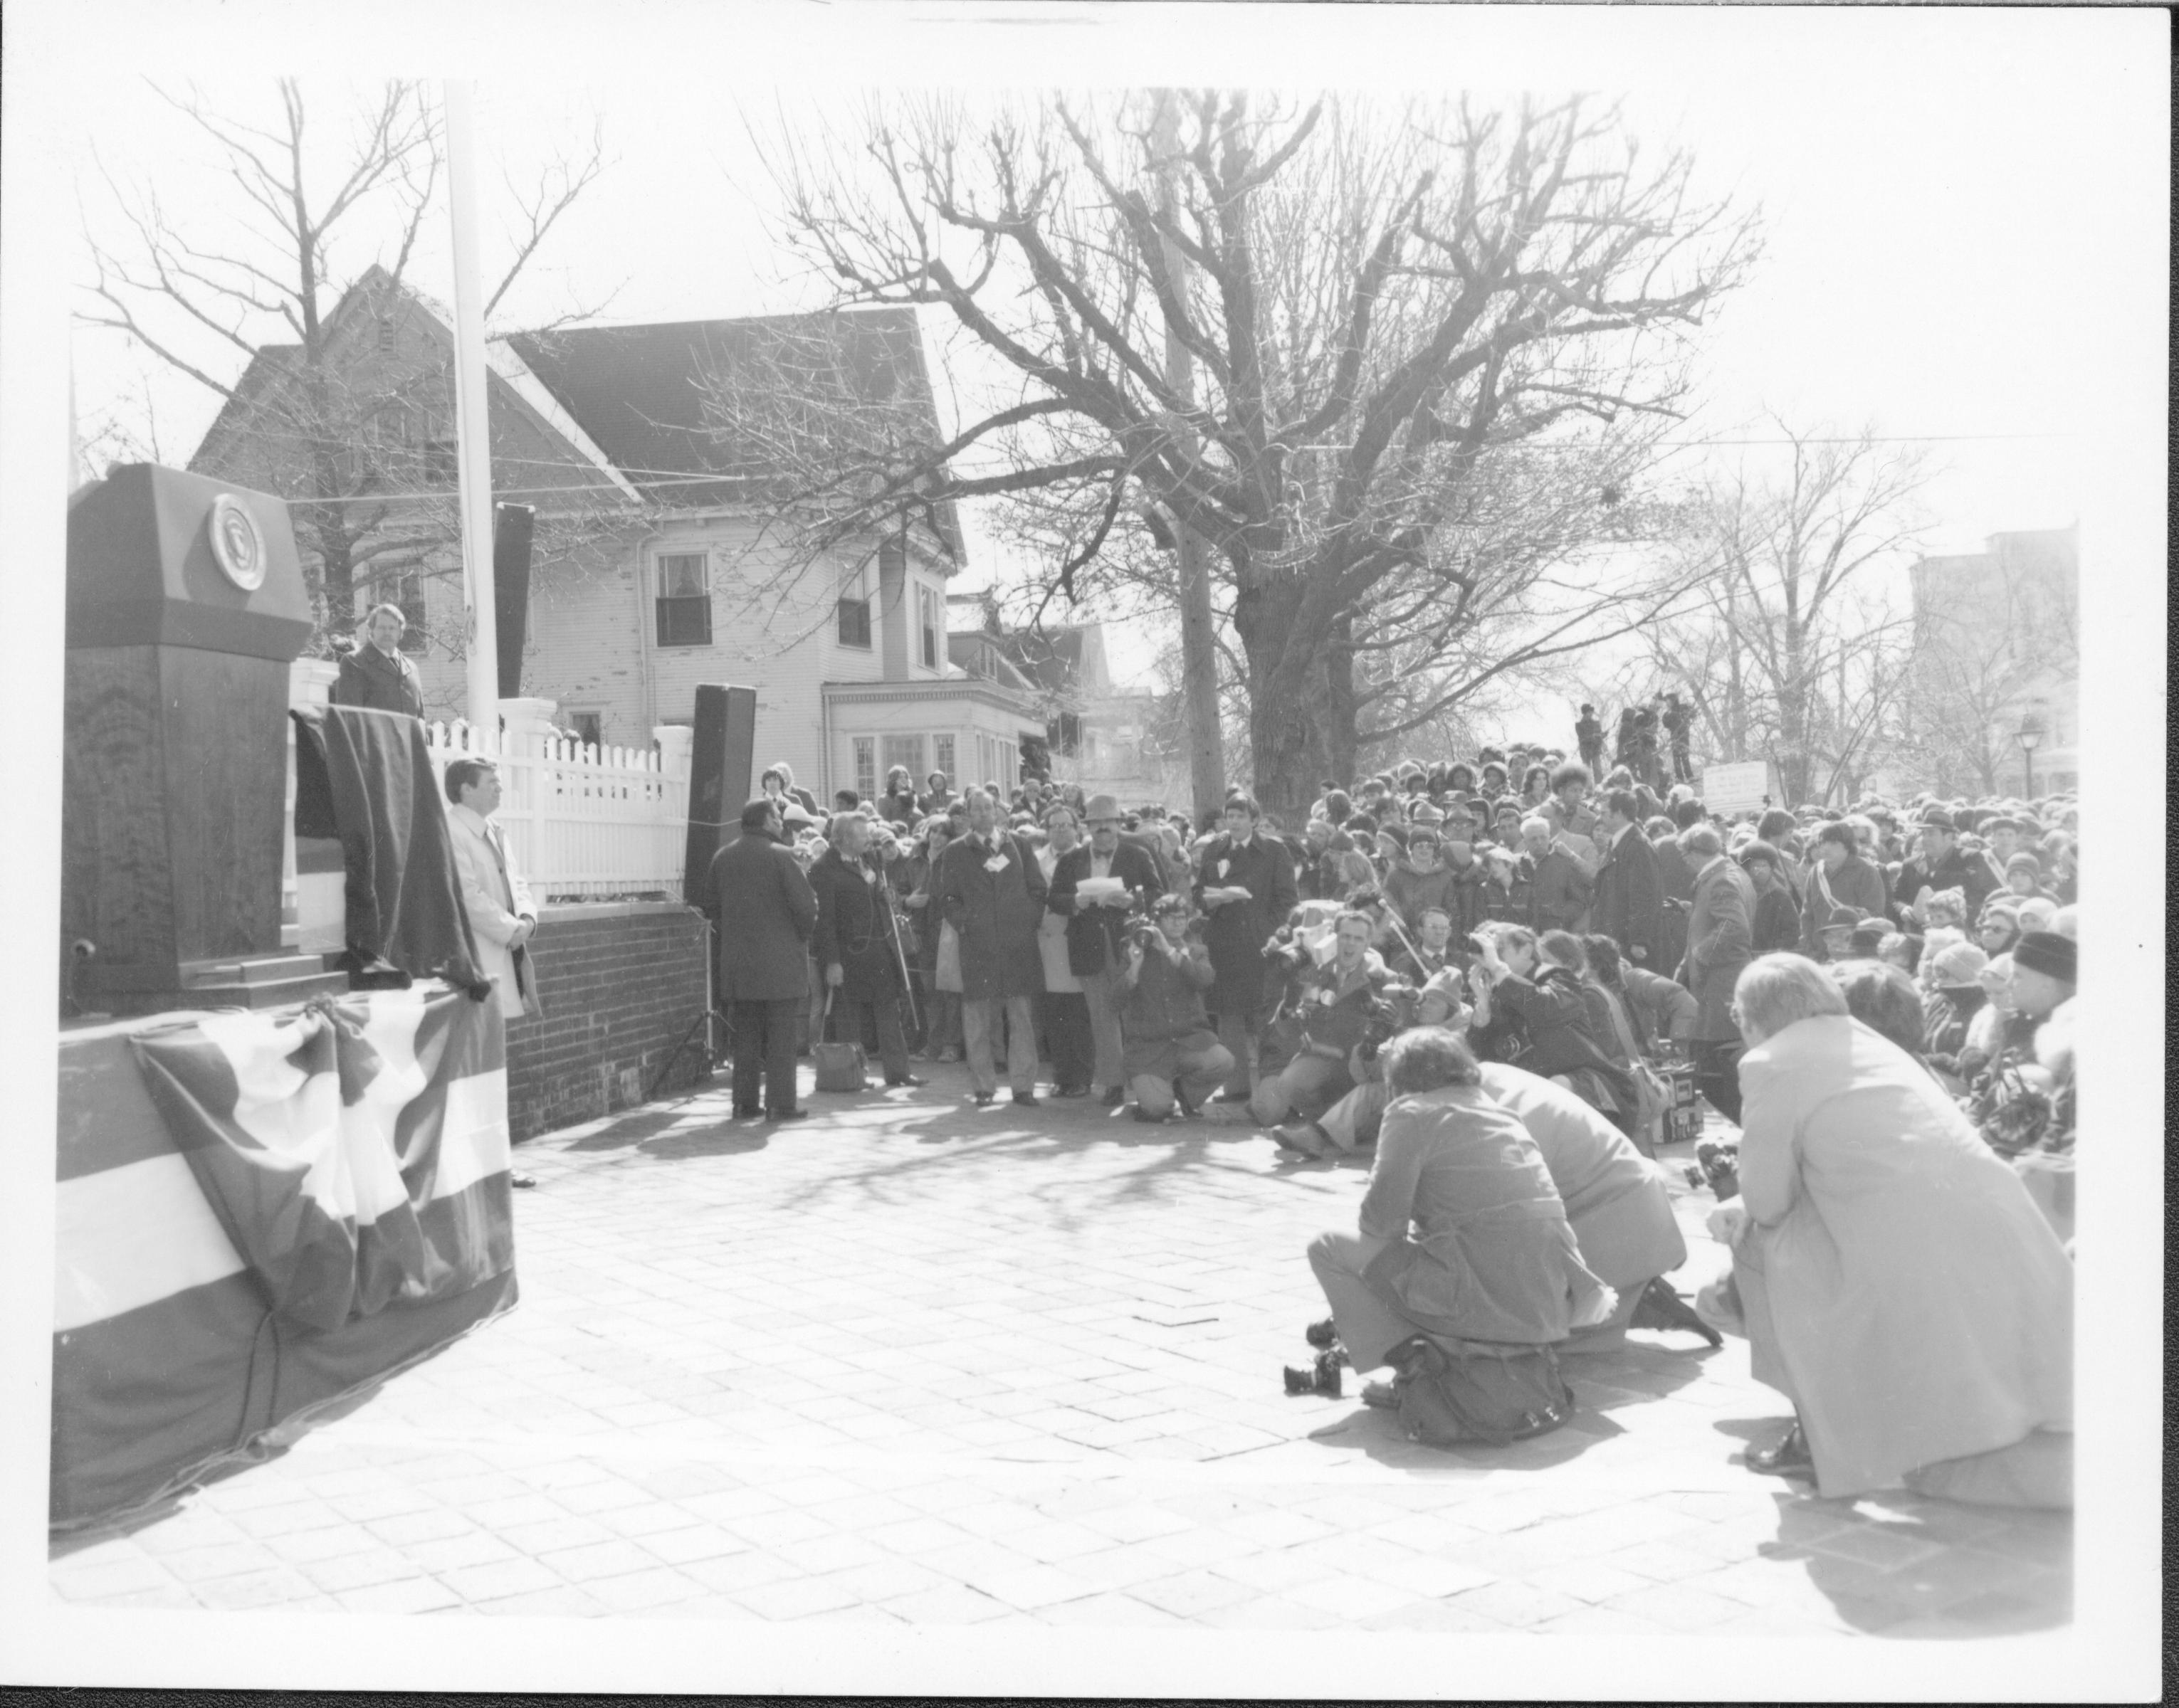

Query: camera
<box><xmin>1681</xmin><ymin>1137</ymin><xmax>1740</xmax><ymax>1199</ymax></box>
<box><xmin>1282</xmin><ymin>1350</ymin><xmax>1344</xmax><ymax>1398</ymax></box>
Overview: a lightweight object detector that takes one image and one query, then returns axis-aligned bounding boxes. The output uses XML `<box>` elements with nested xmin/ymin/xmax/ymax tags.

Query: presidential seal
<box><xmin>207</xmin><ymin>493</ymin><xmax>266</xmax><ymax>591</ymax></box>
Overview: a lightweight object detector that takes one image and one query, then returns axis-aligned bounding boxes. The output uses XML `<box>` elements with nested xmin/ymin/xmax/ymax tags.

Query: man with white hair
<box><xmin>1679</xmin><ymin>821</ymin><xmax>1756</xmax><ymax>1122</ymax></box>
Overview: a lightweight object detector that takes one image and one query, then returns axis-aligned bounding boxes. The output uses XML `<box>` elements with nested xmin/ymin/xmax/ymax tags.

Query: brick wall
<box><xmin>505</xmin><ymin>900</ymin><xmax>710</xmax><ymax>1142</ymax></box>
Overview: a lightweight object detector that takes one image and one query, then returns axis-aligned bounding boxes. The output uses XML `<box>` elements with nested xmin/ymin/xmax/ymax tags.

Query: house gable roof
<box><xmin>505</xmin><ymin>309</ymin><xmax>965</xmax><ymax>559</ymax></box>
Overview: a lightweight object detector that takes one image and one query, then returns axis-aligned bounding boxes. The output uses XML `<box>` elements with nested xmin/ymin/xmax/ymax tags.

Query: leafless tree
<box><xmin>1606</xmin><ymin>421</ymin><xmax>1933</xmax><ymax>805</ymax></box>
<box><xmin>78</xmin><ymin>79</ymin><xmax>611</xmax><ymax>638</ymax></box>
<box><xmin>700</xmin><ymin>90</ymin><xmax>1758</xmax><ymax>815</ymax></box>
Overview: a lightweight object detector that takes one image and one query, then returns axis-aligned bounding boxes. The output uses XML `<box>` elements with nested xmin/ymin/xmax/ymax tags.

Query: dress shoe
<box><xmin>768</xmin><ymin>1109</ymin><xmax>811</xmax><ymax>1124</ymax></box>
<box><xmin>1101</xmin><ymin>1085</ymin><xmax>1125</xmax><ymax>1108</ymax></box>
<box><xmin>1748</xmin><ymin>1420</ymin><xmax>1814</xmax><ymax>1477</ymax></box>
<box><xmin>1360</xmin><ymin>1378</ymin><xmax>1400</xmax><ymax>1411</ymax></box>
<box><xmin>1174</xmin><ymin>1085</ymin><xmax>1200</xmax><ymax>1119</ymax></box>
<box><xmin>886</xmin><ymin>1075</ymin><xmax>928</xmax><ymax>1088</ymax></box>
<box><xmin>972</xmin><ymin>1091</ymin><xmax>995</xmax><ymax>1106</ymax></box>
<box><xmin>510</xmin><ymin>1171</ymin><xmax>538</xmax><ymax>1189</ymax></box>
<box><xmin>1012</xmin><ymin>1090</ymin><xmax>1041</xmax><ymax>1107</ymax></box>
<box><xmin>1054</xmin><ymin>1085</ymin><xmax>1089</xmax><ymax>1099</ymax></box>
<box><xmin>1274</xmin><ymin>1122</ymin><xmax>1331</xmax><ymax>1158</ymax></box>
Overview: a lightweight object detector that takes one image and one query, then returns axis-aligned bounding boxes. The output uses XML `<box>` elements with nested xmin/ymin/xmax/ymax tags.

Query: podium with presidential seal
<box><xmin>54</xmin><ymin>464</ymin><xmax>518</xmax><ymax>1531</ymax></box>
<box><xmin>63</xmin><ymin>463</ymin><xmax>349</xmax><ymax>1013</ymax></box>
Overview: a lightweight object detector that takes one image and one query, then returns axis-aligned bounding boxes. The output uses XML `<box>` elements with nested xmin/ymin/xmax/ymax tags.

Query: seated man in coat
<box><xmin>1305</xmin><ymin>1028</ymin><xmax>1619</xmax><ymax>1383</ymax></box>
<box><xmin>809</xmin><ymin>810</ymin><xmax>920</xmax><ymax>1089</ymax></box>
<box><xmin>1116</xmin><ymin>893</ymin><xmax>1234</xmax><ymax>1122</ymax></box>
<box><xmin>1478</xmin><ymin>1064</ymin><xmax>1690</xmax><ymax>1352</ymax></box>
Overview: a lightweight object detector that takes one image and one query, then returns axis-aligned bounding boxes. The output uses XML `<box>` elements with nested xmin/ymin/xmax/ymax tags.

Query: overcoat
<box><xmin>809</xmin><ymin>845</ymin><xmax>903</xmax><ymax>1003</ymax></box>
<box><xmin>1681</xmin><ymin>853</ymin><xmax>1757</xmax><ymax>1041</ymax></box>
<box><xmin>1652</xmin><ymin>834</ymin><xmax>1695</xmax><ymax>972</ymax></box>
<box><xmin>1734</xmin><ymin>1016</ymin><xmax>2072</xmax><ymax>1498</ymax></box>
<box><xmin>330</xmin><ymin>642</ymin><xmax>425</xmax><ymax>718</ymax></box>
<box><xmin>936</xmin><ymin>828</ymin><xmax>1048</xmax><ymax>1001</ymax></box>
<box><xmin>1591</xmin><ymin>825</ymin><xmax>1664</xmax><ymax>966</ymax></box>
<box><xmin>708</xmin><ymin>830</ymin><xmax>818</xmax><ymax>1003</ymax></box>
<box><xmin>1480</xmin><ymin>1065</ymin><xmax>1686</xmax><ymax>1289</ymax></box>
<box><xmin>446</xmin><ymin>803</ymin><xmax>539</xmax><ymax>1016</ymax></box>
<box><xmin>1359</xmin><ymin>1083</ymin><xmax>1614</xmax><ymax>1346</ymax></box>
<box><xmin>1046</xmin><ymin>840</ymin><xmax>1165</xmax><ymax>978</ymax></box>
<box><xmin>1192</xmin><ymin>831</ymin><xmax>1298</xmax><ymax>1013</ymax></box>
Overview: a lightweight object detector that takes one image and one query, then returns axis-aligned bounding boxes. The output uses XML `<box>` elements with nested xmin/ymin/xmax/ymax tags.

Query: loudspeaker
<box><xmin>683</xmin><ymin>683</ymin><xmax>757</xmax><ymax>912</ymax></box>
<box><xmin>493</xmin><ymin>503</ymin><xmax>535</xmax><ymax>697</ymax></box>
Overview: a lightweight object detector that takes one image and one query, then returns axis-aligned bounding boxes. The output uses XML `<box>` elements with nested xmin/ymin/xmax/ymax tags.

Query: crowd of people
<box><xmin>706</xmin><ymin>735</ymin><xmax>2079</xmax><ymax>1504</ymax></box>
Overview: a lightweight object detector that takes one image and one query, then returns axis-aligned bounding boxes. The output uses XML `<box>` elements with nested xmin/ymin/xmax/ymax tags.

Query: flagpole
<box><xmin>443</xmin><ymin>80</ymin><xmax>499</xmax><ymax>729</ymax></box>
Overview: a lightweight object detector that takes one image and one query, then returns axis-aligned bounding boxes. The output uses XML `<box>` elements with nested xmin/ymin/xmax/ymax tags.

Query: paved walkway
<box><xmin>50</xmin><ymin>1066</ymin><xmax>2070</xmax><ymax>1638</ymax></box>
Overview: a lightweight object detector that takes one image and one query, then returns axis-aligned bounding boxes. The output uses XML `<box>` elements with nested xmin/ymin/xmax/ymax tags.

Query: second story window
<box><xmin>918</xmin><ymin>584</ymin><xmax>940</xmax><ymax>669</ymax></box>
<box><xmin>836</xmin><ymin>565</ymin><xmax>873</xmax><ymax>648</ymax></box>
<box><xmin>655</xmin><ymin>551</ymin><xmax>713</xmax><ymax>647</ymax></box>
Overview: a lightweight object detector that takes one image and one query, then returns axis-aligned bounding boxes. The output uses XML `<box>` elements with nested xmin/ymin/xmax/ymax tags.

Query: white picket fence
<box><xmin>421</xmin><ymin>712</ymin><xmax>691</xmax><ymax>900</ymax></box>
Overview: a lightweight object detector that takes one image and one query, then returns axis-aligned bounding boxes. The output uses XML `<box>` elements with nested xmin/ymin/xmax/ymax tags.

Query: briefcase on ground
<box><xmin>813</xmin><ymin>993</ymin><xmax>868</xmax><ymax>1092</ymax></box>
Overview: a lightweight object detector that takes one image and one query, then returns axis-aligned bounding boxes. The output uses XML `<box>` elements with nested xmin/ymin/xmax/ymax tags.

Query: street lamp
<box><xmin>2015</xmin><ymin>709</ymin><xmax>2047</xmax><ymax>801</ymax></box>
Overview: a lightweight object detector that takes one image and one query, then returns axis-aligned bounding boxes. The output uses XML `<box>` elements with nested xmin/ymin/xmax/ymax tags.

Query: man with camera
<box><xmin>1116</xmin><ymin>894</ymin><xmax>1234</xmax><ymax>1122</ymax></box>
<box><xmin>1048</xmin><ymin>793</ymin><xmax>1167</xmax><ymax>1107</ymax></box>
<box><xmin>1251</xmin><ymin>910</ymin><xmax>1400</xmax><ymax>1130</ymax></box>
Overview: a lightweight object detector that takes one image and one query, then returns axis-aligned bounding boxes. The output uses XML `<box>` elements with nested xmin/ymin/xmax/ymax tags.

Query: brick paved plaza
<box><xmin>50</xmin><ymin>1067</ymin><xmax>2073</xmax><ymax>1647</ymax></box>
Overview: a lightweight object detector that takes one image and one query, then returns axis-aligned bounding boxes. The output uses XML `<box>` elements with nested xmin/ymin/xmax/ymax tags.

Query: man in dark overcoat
<box><xmin>1193</xmin><ymin>794</ymin><xmax>1299</xmax><ymax>1101</ymax></box>
<box><xmin>1590</xmin><ymin>787</ymin><xmax>1664</xmax><ymax>968</ymax></box>
<box><xmin>1047</xmin><ymin>792</ymin><xmax>1167</xmax><ymax>1106</ymax></box>
<box><xmin>935</xmin><ymin>788</ymin><xmax>1049</xmax><ymax>1105</ymax></box>
<box><xmin>809</xmin><ymin>810</ymin><xmax>920</xmax><ymax>1087</ymax></box>
<box><xmin>330</xmin><ymin>603</ymin><xmax>426</xmax><ymax>718</ymax></box>
<box><xmin>708</xmin><ymin>797</ymin><xmax>819</xmax><ymax>1121</ymax></box>
<box><xmin>1677</xmin><ymin>823</ymin><xmax>1755</xmax><ymax>1122</ymax></box>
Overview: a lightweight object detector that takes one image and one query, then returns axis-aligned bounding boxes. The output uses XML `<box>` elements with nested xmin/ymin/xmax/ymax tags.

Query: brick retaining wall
<box><xmin>505</xmin><ymin>900</ymin><xmax>711</xmax><ymax>1142</ymax></box>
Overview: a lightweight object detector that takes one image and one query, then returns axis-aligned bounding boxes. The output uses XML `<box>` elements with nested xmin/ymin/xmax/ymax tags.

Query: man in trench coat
<box><xmin>935</xmin><ymin>788</ymin><xmax>1049</xmax><ymax>1105</ymax></box>
<box><xmin>1193</xmin><ymin>795</ymin><xmax>1298</xmax><ymax>1100</ymax></box>
<box><xmin>708</xmin><ymin>797</ymin><xmax>818</xmax><ymax>1121</ymax></box>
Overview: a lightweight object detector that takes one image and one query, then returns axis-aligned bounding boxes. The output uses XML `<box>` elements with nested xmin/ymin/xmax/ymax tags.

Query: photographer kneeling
<box><xmin>1251</xmin><ymin>910</ymin><xmax>1399</xmax><ymax>1131</ymax></box>
<box><xmin>1301</xmin><ymin>1028</ymin><xmax>1618</xmax><ymax>1404</ymax></box>
<box><xmin>1118</xmin><ymin>895</ymin><xmax>1234</xmax><ymax>1122</ymax></box>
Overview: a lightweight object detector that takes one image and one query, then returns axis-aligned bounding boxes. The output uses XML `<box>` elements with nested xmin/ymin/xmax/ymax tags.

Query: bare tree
<box><xmin>700</xmin><ymin>91</ymin><xmax>1757</xmax><ymax>815</ymax></box>
<box><xmin>1610</xmin><ymin>421</ymin><xmax>1933</xmax><ymax>804</ymax></box>
<box><xmin>78</xmin><ymin>79</ymin><xmax>611</xmax><ymax>638</ymax></box>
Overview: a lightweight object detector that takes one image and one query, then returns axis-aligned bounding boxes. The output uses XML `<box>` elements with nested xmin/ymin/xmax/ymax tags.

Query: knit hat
<box><xmin>1929</xmin><ymin>939</ymin><xmax>1990</xmax><ymax>988</ymax></box>
<box><xmin>2012</xmin><ymin>929</ymin><xmax>2076</xmax><ymax>985</ymax></box>
<box><xmin>2005</xmin><ymin>850</ymin><xmax>2043</xmax><ymax>876</ymax></box>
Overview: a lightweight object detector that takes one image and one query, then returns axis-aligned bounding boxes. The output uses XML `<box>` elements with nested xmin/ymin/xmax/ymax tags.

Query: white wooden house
<box><xmin>191</xmin><ymin>275</ymin><xmax>1044</xmax><ymax>806</ymax></box>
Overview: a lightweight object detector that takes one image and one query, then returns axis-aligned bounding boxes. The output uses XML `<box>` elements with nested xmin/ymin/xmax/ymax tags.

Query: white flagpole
<box><xmin>443</xmin><ymin>80</ymin><xmax>499</xmax><ymax>727</ymax></box>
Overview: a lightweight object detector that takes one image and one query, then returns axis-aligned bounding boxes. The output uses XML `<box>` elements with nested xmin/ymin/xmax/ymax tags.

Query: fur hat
<box><xmin>2011</xmin><ymin>929</ymin><xmax>2076</xmax><ymax>985</ymax></box>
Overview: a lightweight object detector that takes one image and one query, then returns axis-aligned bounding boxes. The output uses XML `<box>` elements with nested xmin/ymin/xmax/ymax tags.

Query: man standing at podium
<box><xmin>332</xmin><ymin>602</ymin><xmax>426</xmax><ymax>718</ymax></box>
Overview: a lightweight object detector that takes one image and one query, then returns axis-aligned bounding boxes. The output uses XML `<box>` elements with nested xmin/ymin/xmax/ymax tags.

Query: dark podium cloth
<box><xmin>292</xmin><ymin>705</ymin><xmax>487</xmax><ymax>996</ymax></box>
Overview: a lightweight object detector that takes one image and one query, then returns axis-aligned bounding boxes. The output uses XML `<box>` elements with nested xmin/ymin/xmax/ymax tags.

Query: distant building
<box><xmin>946</xmin><ymin>594</ymin><xmax>1186</xmax><ymax>808</ymax></box>
<box><xmin>1905</xmin><ymin>526</ymin><xmax>2078</xmax><ymax>797</ymax></box>
<box><xmin>189</xmin><ymin>270</ymin><xmax>1044</xmax><ymax>800</ymax></box>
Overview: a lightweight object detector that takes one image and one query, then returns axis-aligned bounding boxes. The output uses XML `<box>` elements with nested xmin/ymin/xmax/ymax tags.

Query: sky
<box><xmin>53</xmin><ymin>6</ymin><xmax>2150</xmax><ymax>717</ymax></box>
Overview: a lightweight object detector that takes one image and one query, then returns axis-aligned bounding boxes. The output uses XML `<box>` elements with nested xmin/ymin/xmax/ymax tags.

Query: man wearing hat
<box><xmin>1798</xmin><ymin>821</ymin><xmax>1889</xmax><ymax>959</ymax></box>
<box><xmin>1895</xmin><ymin>807</ymin><xmax>1997</xmax><ymax>925</ymax></box>
<box><xmin>1047</xmin><ymin>794</ymin><xmax>1167</xmax><ymax>1106</ymax></box>
<box><xmin>2007</xmin><ymin>929</ymin><xmax>2076</xmax><ymax>1024</ymax></box>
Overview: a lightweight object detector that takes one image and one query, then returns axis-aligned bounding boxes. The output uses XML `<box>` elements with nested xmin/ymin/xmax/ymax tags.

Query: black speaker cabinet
<box><xmin>682</xmin><ymin>684</ymin><xmax>757</xmax><ymax>912</ymax></box>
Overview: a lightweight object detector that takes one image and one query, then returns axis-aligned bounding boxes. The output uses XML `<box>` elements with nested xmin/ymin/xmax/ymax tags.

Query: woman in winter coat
<box><xmin>1702</xmin><ymin>954</ymin><xmax>2072</xmax><ymax>1504</ymax></box>
<box><xmin>807</xmin><ymin>811</ymin><xmax>917</xmax><ymax>1085</ymax></box>
<box><xmin>898</xmin><ymin>817</ymin><xmax>962</xmax><ymax>1061</ymax></box>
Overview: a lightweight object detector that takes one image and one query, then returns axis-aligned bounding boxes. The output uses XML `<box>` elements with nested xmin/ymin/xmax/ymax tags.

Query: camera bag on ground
<box><xmin>812</xmin><ymin>993</ymin><xmax>868</xmax><ymax>1092</ymax></box>
<box><xmin>1390</xmin><ymin>1334</ymin><xmax>1575</xmax><ymax>1449</ymax></box>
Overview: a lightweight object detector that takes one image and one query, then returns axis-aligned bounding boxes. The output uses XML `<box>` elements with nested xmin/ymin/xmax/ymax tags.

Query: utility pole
<box><xmin>444</xmin><ymin>80</ymin><xmax>499</xmax><ymax>726</ymax></box>
<box><xmin>1150</xmin><ymin>89</ymin><xmax>1227</xmax><ymax>831</ymax></box>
